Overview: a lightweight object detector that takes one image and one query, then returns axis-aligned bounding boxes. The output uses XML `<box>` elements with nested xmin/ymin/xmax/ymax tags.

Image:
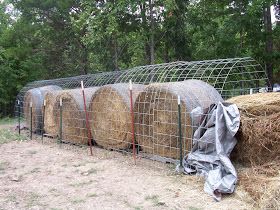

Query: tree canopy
<box><xmin>0</xmin><ymin>0</ymin><xmax>279</xmax><ymax>116</ymax></box>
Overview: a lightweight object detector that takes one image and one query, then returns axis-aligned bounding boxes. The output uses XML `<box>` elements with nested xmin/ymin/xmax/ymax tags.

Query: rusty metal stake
<box><xmin>81</xmin><ymin>81</ymin><xmax>93</xmax><ymax>156</ymax></box>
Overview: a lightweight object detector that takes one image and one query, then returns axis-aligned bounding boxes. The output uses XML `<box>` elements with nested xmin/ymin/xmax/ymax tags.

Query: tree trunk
<box><xmin>82</xmin><ymin>45</ymin><xmax>88</xmax><ymax>75</ymax></box>
<box><xmin>148</xmin><ymin>0</ymin><xmax>155</xmax><ymax>64</ymax></box>
<box><xmin>264</xmin><ymin>4</ymin><xmax>274</xmax><ymax>90</ymax></box>
<box><xmin>140</xmin><ymin>2</ymin><xmax>150</xmax><ymax>64</ymax></box>
<box><xmin>112</xmin><ymin>35</ymin><xmax>119</xmax><ymax>71</ymax></box>
<box><xmin>164</xmin><ymin>42</ymin><xmax>169</xmax><ymax>63</ymax></box>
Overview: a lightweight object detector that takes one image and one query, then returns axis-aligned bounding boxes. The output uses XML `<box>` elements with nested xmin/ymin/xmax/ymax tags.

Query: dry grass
<box><xmin>227</xmin><ymin>92</ymin><xmax>280</xmax><ymax>166</ymax></box>
<box><xmin>227</xmin><ymin>93</ymin><xmax>280</xmax><ymax>208</ymax></box>
<box><xmin>238</xmin><ymin>162</ymin><xmax>280</xmax><ymax>209</ymax></box>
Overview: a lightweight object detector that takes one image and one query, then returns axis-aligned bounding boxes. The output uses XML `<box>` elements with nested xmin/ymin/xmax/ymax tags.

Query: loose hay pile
<box><xmin>89</xmin><ymin>83</ymin><xmax>145</xmax><ymax>150</ymax></box>
<box><xmin>134</xmin><ymin>79</ymin><xmax>223</xmax><ymax>159</ymax></box>
<box><xmin>238</xmin><ymin>163</ymin><xmax>280</xmax><ymax>208</ymax></box>
<box><xmin>23</xmin><ymin>85</ymin><xmax>62</xmax><ymax>133</ymax></box>
<box><xmin>44</xmin><ymin>87</ymin><xmax>99</xmax><ymax>144</ymax></box>
<box><xmin>227</xmin><ymin>92</ymin><xmax>280</xmax><ymax>166</ymax></box>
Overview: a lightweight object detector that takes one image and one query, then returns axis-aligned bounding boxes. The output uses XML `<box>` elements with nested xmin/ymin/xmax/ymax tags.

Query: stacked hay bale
<box><xmin>227</xmin><ymin>92</ymin><xmax>280</xmax><ymax>166</ymax></box>
<box><xmin>134</xmin><ymin>79</ymin><xmax>223</xmax><ymax>159</ymax></box>
<box><xmin>89</xmin><ymin>83</ymin><xmax>145</xmax><ymax>150</ymax></box>
<box><xmin>23</xmin><ymin>85</ymin><xmax>62</xmax><ymax>133</ymax></box>
<box><xmin>44</xmin><ymin>87</ymin><xmax>99</xmax><ymax>144</ymax></box>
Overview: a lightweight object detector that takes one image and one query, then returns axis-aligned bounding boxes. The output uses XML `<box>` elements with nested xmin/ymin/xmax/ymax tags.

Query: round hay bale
<box><xmin>227</xmin><ymin>92</ymin><xmax>280</xmax><ymax>116</ymax></box>
<box><xmin>23</xmin><ymin>85</ymin><xmax>62</xmax><ymax>133</ymax></box>
<box><xmin>134</xmin><ymin>79</ymin><xmax>223</xmax><ymax>159</ymax></box>
<box><xmin>43</xmin><ymin>91</ymin><xmax>62</xmax><ymax>137</ymax></box>
<box><xmin>227</xmin><ymin>92</ymin><xmax>280</xmax><ymax>166</ymax></box>
<box><xmin>89</xmin><ymin>83</ymin><xmax>145</xmax><ymax>149</ymax></box>
<box><xmin>44</xmin><ymin>87</ymin><xmax>99</xmax><ymax>144</ymax></box>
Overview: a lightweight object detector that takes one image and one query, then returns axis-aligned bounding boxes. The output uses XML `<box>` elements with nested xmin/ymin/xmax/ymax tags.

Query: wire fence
<box><xmin>15</xmin><ymin>57</ymin><xmax>268</xmax><ymax>165</ymax></box>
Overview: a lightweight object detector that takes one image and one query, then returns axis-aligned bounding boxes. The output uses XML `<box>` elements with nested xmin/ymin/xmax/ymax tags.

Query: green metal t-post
<box><xmin>177</xmin><ymin>96</ymin><xmax>183</xmax><ymax>168</ymax></box>
<box><xmin>41</xmin><ymin>100</ymin><xmax>46</xmax><ymax>142</ymax></box>
<box><xmin>59</xmin><ymin>98</ymin><xmax>62</xmax><ymax>144</ymax></box>
<box><xmin>18</xmin><ymin>100</ymin><xmax>20</xmax><ymax>136</ymax></box>
<box><xmin>30</xmin><ymin>102</ymin><xmax>32</xmax><ymax>140</ymax></box>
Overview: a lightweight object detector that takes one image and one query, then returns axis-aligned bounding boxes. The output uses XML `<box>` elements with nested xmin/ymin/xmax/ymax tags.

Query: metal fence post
<box><xmin>129</xmin><ymin>80</ymin><xmax>137</xmax><ymax>165</ymax></box>
<box><xmin>177</xmin><ymin>95</ymin><xmax>183</xmax><ymax>168</ymax></box>
<box><xmin>59</xmin><ymin>98</ymin><xmax>62</xmax><ymax>144</ymax></box>
<box><xmin>41</xmin><ymin>99</ymin><xmax>46</xmax><ymax>142</ymax></box>
<box><xmin>18</xmin><ymin>100</ymin><xmax>20</xmax><ymax>136</ymax></box>
<box><xmin>81</xmin><ymin>81</ymin><xmax>93</xmax><ymax>156</ymax></box>
<box><xmin>30</xmin><ymin>102</ymin><xmax>32</xmax><ymax>140</ymax></box>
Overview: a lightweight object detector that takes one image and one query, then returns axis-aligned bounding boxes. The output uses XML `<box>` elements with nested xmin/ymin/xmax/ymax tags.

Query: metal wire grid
<box><xmin>14</xmin><ymin>57</ymin><xmax>268</xmax><ymax>164</ymax></box>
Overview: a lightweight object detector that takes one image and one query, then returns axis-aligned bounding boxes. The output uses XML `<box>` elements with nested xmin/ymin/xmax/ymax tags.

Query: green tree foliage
<box><xmin>0</xmin><ymin>0</ymin><xmax>279</xmax><ymax>116</ymax></box>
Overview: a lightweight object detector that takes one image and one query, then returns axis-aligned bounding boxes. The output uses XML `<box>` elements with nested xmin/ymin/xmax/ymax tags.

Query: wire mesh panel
<box><xmin>15</xmin><ymin>57</ymin><xmax>268</xmax><ymax>164</ymax></box>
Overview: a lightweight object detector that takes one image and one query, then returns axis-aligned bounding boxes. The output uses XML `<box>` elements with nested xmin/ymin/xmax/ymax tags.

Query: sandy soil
<box><xmin>0</xmin><ymin>126</ymin><xmax>253</xmax><ymax>210</ymax></box>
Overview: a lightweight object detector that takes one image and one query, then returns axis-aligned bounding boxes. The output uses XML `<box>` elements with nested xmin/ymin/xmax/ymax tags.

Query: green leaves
<box><xmin>0</xmin><ymin>0</ymin><xmax>280</xmax><ymax>116</ymax></box>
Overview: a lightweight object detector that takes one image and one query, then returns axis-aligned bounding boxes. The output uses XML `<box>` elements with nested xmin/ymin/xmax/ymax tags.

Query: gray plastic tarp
<box><xmin>180</xmin><ymin>102</ymin><xmax>240</xmax><ymax>201</ymax></box>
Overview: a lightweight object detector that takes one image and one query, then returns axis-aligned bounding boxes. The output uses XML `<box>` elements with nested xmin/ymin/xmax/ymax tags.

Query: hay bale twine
<box><xmin>23</xmin><ymin>85</ymin><xmax>62</xmax><ymax>132</ymax></box>
<box><xmin>134</xmin><ymin>79</ymin><xmax>223</xmax><ymax>159</ymax></box>
<box><xmin>44</xmin><ymin>87</ymin><xmax>99</xmax><ymax>144</ymax></box>
<box><xmin>89</xmin><ymin>83</ymin><xmax>145</xmax><ymax>149</ymax></box>
<box><xmin>227</xmin><ymin>92</ymin><xmax>280</xmax><ymax>166</ymax></box>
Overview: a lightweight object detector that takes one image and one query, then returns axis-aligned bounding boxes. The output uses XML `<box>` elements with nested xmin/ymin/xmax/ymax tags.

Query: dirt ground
<box><xmin>0</xmin><ymin>125</ymin><xmax>255</xmax><ymax>210</ymax></box>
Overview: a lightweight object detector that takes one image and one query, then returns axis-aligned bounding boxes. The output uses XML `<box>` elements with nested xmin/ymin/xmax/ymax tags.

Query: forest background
<box><xmin>0</xmin><ymin>0</ymin><xmax>279</xmax><ymax>116</ymax></box>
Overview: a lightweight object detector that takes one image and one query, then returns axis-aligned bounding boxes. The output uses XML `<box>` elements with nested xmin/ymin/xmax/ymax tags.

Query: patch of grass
<box><xmin>145</xmin><ymin>195</ymin><xmax>165</xmax><ymax>207</ymax></box>
<box><xmin>28</xmin><ymin>150</ymin><xmax>37</xmax><ymax>155</ymax></box>
<box><xmin>0</xmin><ymin>117</ymin><xmax>17</xmax><ymax>125</ymax></box>
<box><xmin>71</xmin><ymin>199</ymin><xmax>85</xmax><ymax>204</ymax></box>
<box><xmin>26</xmin><ymin>192</ymin><xmax>41</xmax><ymax>208</ymax></box>
<box><xmin>0</xmin><ymin>129</ymin><xmax>27</xmax><ymax>144</ymax></box>
<box><xmin>30</xmin><ymin>167</ymin><xmax>40</xmax><ymax>173</ymax></box>
<box><xmin>6</xmin><ymin>195</ymin><xmax>17</xmax><ymax>203</ymax></box>
<box><xmin>49</xmin><ymin>188</ymin><xmax>57</xmax><ymax>193</ymax></box>
<box><xmin>88</xmin><ymin>168</ymin><xmax>97</xmax><ymax>174</ymax></box>
<box><xmin>69</xmin><ymin>180</ymin><xmax>93</xmax><ymax>187</ymax></box>
<box><xmin>189</xmin><ymin>207</ymin><xmax>202</xmax><ymax>210</ymax></box>
<box><xmin>0</xmin><ymin>161</ymin><xmax>9</xmax><ymax>173</ymax></box>
<box><xmin>87</xmin><ymin>193</ymin><xmax>98</xmax><ymax>197</ymax></box>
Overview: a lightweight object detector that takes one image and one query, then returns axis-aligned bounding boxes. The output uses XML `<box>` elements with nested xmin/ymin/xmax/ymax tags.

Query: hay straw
<box><xmin>238</xmin><ymin>163</ymin><xmax>280</xmax><ymax>208</ymax></box>
<box><xmin>134</xmin><ymin>79</ymin><xmax>223</xmax><ymax>159</ymax></box>
<box><xmin>23</xmin><ymin>85</ymin><xmax>62</xmax><ymax>132</ymax></box>
<box><xmin>44</xmin><ymin>87</ymin><xmax>99</xmax><ymax>144</ymax></box>
<box><xmin>89</xmin><ymin>83</ymin><xmax>145</xmax><ymax>150</ymax></box>
<box><xmin>227</xmin><ymin>92</ymin><xmax>280</xmax><ymax>166</ymax></box>
<box><xmin>44</xmin><ymin>91</ymin><xmax>62</xmax><ymax>137</ymax></box>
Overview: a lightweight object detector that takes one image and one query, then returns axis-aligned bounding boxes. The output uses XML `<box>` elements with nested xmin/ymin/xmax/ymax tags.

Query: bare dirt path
<box><xmin>0</xmin><ymin>128</ymin><xmax>252</xmax><ymax>210</ymax></box>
